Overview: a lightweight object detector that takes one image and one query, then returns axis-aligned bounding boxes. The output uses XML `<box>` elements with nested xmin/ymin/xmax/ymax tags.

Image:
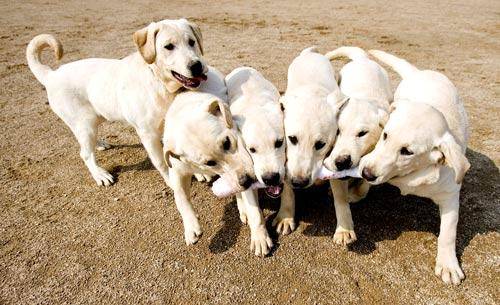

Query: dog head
<box><xmin>324</xmin><ymin>98</ymin><xmax>388</xmax><ymax>171</ymax></box>
<box><xmin>134</xmin><ymin>18</ymin><xmax>208</xmax><ymax>90</ymax></box>
<box><xmin>164</xmin><ymin>92</ymin><xmax>256</xmax><ymax>193</ymax></box>
<box><xmin>359</xmin><ymin>101</ymin><xmax>470</xmax><ymax>186</ymax></box>
<box><xmin>282</xmin><ymin>87</ymin><xmax>341</xmax><ymax>189</ymax></box>
<box><xmin>234</xmin><ymin>101</ymin><xmax>285</xmax><ymax>197</ymax></box>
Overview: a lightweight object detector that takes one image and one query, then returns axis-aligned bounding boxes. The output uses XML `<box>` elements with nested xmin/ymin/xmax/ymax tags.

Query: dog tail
<box><xmin>325</xmin><ymin>46</ymin><xmax>368</xmax><ymax>61</ymax></box>
<box><xmin>368</xmin><ymin>49</ymin><xmax>419</xmax><ymax>79</ymax></box>
<box><xmin>26</xmin><ymin>34</ymin><xmax>63</xmax><ymax>85</ymax></box>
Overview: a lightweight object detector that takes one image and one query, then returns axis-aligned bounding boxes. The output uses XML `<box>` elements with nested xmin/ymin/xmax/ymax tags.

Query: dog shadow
<box><xmin>208</xmin><ymin>195</ymin><xmax>282</xmax><ymax>256</ymax></box>
<box><xmin>293</xmin><ymin>148</ymin><xmax>500</xmax><ymax>259</ymax></box>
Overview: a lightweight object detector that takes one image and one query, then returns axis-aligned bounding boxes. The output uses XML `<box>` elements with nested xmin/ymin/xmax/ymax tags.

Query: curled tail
<box><xmin>368</xmin><ymin>49</ymin><xmax>419</xmax><ymax>79</ymax></box>
<box><xmin>26</xmin><ymin>34</ymin><xmax>63</xmax><ymax>85</ymax></box>
<box><xmin>325</xmin><ymin>46</ymin><xmax>368</xmax><ymax>61</ymax></box>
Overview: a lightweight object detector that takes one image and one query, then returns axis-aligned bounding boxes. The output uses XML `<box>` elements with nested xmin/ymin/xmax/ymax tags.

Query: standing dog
<box><xmin>163</xmin><ymin>90</ymin><xmax>256</xmax><ymax>246</ymax></box>
<box><xmin>323</xmin><ymin>46</ymin><xmax>392</xmax><ymax>245</ymax></box>
<box><xmin>360</xmin><ymin>50</ymin><xmax>470</xmax><ymax>284</ymax></box>
<box><xmin>226</xmin><ymin>67</ymin><xmax>284</xmax><ymax>255</ymax></box>
<box><xmin>276</xmin><ymin>47</ymin><xmax>342</xmax><ymax>234</ymax></box>
<box><xmin>26</xmin><ymin>19</ymin><xmax>207</xmax><ymax>187</ymax></box>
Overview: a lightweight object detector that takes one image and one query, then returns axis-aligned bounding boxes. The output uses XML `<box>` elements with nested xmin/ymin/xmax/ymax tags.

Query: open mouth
<box><xmin>172</xmin><ymin>71</ymin><xmax>207</xmax><ymax>88</ymax></box>
<box><xmin>264</xmin><ymin>184</ymin><xmax>283</xmax><ymax>198</ymax></box>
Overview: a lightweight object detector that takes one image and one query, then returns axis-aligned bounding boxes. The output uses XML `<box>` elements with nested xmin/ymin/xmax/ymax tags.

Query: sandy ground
<box><xmin>0</xmin><ymin>0</ymin><xmax>499</xmax><ymax>304</ymax></box>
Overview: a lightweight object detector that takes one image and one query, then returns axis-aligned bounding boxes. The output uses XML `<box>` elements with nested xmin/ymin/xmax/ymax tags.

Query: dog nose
<box><xmin>291</xmin><ymin>177</ymin><xmax>310</xmax><ymax>188</ymax></box>
<box><xmin>335</xmin><ymin>155</ymin><xmax>352</xmax><ymax>171</ymax></box>
<box><xmin>361</xmin><ymin>167</ymin><xmax>377</xmax><ymax>182</ymax></box>
<box><xmin>238</xmin><ymin>174</ymin><xmax>255</xmax><ymax>189</ymax></box>
<box><xmin>262</xmin><ymin>172</ymin><xmax>281</xmax><ymax>186</ymax></box>
<box><xmin>189</xmin><ymin>61</ymin><xmax>203</xmax><ymax>77</ymax></box>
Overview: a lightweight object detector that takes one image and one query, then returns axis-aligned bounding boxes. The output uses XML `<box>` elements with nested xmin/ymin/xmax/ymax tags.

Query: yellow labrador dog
<box><xmin>323</xmin><ymin>46</ymin><xmax>392</xmax><ymax>245</ymax></box>
<box><xmin>275</xmin><ymin>47</ymin><xmax>342</xmax><ymax>235</ymax></box>
<box><xmin>26</xmin><ymin>19</ymin><xmax>207</xmax><ymax>187</ymax></box>
<box><xmin>226</xmin><ymin>67</ymin><xmax>284</xmax><ymax>255</ymax></box>
<box><xmin>360</xmin><ymin>50</ymin><xmax>470</xmax><ymax>285</ymax></box>
<box><xmin>163</xmin><ymin>90</ymin><xmax>256</xmax><ymax>246</ymax></box>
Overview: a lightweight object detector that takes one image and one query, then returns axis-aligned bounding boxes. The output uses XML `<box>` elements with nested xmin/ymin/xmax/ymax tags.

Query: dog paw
<box><xmin>333</xmin><ymin>229</ymin><xmax>357</xmax><ymax>246</ymax></box>
<box><xmin>435</xmin><ymin>256</ymin><xmax>465</xmax><ymax>285</ymax></box>
<box><xmin>91</xmin><ymin>167</ymin><xmax>114</xmax><ymax>186</ymax></box>
<box><xmin>250</xmin><ymin>225</ymin><xmax>273</xmax><ymax>257</ymax></box>
<box><xmin>184</xmin><ymin>222</ymin><xmax>203</xmax><ymax>245</ymax></box>
<box><xmin>272</xmin><ymin>215</ymin><xmax>296</xmax><ymax>235</ymax></box>
<box><xmin>96</xmin><ymin>140</ymin><xmax>111</xmax><ymax>151</ymax></box>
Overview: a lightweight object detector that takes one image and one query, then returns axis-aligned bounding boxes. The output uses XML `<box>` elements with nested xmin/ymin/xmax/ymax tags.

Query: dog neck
<box><xmin>149</xmin><ymin>64</ymin><xmax>183</xmax><ymax>94</ymax></box>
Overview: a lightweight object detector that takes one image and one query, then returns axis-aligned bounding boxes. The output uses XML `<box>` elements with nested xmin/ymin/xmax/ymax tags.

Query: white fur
<box><xmin>323</xmin><ymin>46</ymin><xmax>392</xmax><ymax>245</ymax></box>
<box><xmin>26</xmin><ymin>19</ymin><xmax>208</xmax><ymax>187</ymax></box>
<box><xmin>273</xmin><ymin>47</ymin><xmax>342</xmax><ymax>235</ymax></box>
<box><xmin>360</xmin><ymin>50</ymin><xmax>470</xmax><ymax>285</ymax></box>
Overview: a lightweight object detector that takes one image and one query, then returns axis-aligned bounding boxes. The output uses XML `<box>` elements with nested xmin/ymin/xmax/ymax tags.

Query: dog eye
<box><xmin>165</xmin><ymin>43</ymin><xmax>175</xmax><ymax>50</ymax></box>
<box><xmin>288</xmin><ymin>136</ymin><xmax>298</xmax><ymax>145</ymax></box>
<box><xmin>188</xmin><ymin>38</ymin><xmax>195</xmax><ymax>47</ymax></box>
<box><xmin>222</xmin><ymin>136</ymin><xmax>231</xmax><ymax>151</ymax></box>
<box><xmin>205</xmin><ymin>160</ymin><xmax>217</xmax><ymax>166</ymax></box>
<box><xmin>383</xmin><ymin>132</ymin><xmax>387</xmax><ymax>140</ymax></box>
<box><xmin>357</xmin><ymin>130</ymin><xmax>368</xmax><ymax>137</ymax></box>
<box><xmin>314</xmin><ymin>141</ymin><xmax>325</xmax><ymax>150</ymax></box>
<box><xmin>249</xmin><ymin>147</ymin><xmax>256</xmax><ymax>153</ymax></box>
<box><xmin>274</xmin><ymin>139</ymin><xmax>283</xmax><ymax>148</ymax></box>
<box><xmin>400</xmin><ymin>147</ymin><xmax>413</xmax><ymax>155</ymax></box>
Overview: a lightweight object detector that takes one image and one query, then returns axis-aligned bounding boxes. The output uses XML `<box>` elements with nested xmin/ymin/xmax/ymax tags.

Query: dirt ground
<box><xmin>0</xmin><ymin>0</ymin><xmax>499</xmax><ymax>304</ymax></box>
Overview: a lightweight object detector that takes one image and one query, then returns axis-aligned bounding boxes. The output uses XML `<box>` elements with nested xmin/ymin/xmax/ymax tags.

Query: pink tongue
<box><xmin>265</xmin><ymin>186</ymin><xmax>282</xmax><ymax>197</ymax></box>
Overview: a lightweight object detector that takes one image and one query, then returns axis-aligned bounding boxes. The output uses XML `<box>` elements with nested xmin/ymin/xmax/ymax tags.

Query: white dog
<box><xmin>26</xmin><ymin>19</ymin><xmax>207</xmax><ymax>187</ymax></box>
<box><xmin>360</xmin><ymin>50</ymin><xmax>470</xmax><ymax>285</ymax></box>
<box><xmin>275</xmin><ymin>47</ymin><xmax>342</xmax><ymax>234</ymax></box>
<box><xmin>322</xmin><ymin>46</ymin><xmax>392</xmax><ymax>245</ymax></box>
<box><xmin>163</xmin><ymin>90</ymin><xmax>256</xmax><ymax>245</ymax></box>
<box><xmin>225</xmin><ymin>67</ymin><xmax>284</xmax><ymax>255</ymax></box>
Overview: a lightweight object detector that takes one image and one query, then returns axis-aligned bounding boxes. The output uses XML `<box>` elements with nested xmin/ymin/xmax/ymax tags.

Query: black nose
<box><xmin>189</xmin><ymin>61</ymin><xmax>203</xmax><ymax>77</ymax></box>
<box><xmin>262</xmin><ymin>172</ymin><xmax>281</xmax><ymax>186</ymax></box>
<box><xmin>361</xmin><ymin>168</ymin><xmax>377</xmax><ymax>182</ymax></box>
<box><xmin>238</xmin><ymin>174</ymin><xmax>255</xmax><ymax>189</ymax></box>
<box><xmin>335</xmin><ymin>155</ymin><xmax>352</xmax><ymax>171</ymax></box>
<box><xmin>291</xmin><ymin>177</ymin><xmax>310</xmax><ymax>188</ymax></box>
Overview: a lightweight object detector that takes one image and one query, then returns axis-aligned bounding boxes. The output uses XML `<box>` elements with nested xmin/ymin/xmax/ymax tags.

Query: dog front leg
<box><xmin>272</xmin><ymin>182</ymin><xmax>296</xmax><ymax>235</ymax></box>
<box><xmin>434</xmin><ymin>191</ymin><xmax>464</xmax><ymax>285</ymax></box>
<box><xmin>136</xmin><ymin>127</ymin><xmax>170</xmax><ymax>185</ymax></box>
<box><xmin>241</xmin><ymin>190</ymin><xmax>273</xmax><ymax>257</ymax></box>
<box><xmin>330</xmin><ymin>179</ymin><xmax>356</xmax><ymax>246</ymax></box>
<box><xmin>169</xmin><ymin>166</ymin><xmax>202</xmax><ymax>245</ymax></box>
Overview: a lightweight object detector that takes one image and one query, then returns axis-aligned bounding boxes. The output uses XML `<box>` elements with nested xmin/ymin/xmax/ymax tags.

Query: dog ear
<box><xmin>377</xmin><ymin>107</ymin><xmax>389</xmax><ymax>128</ymax></box>
<box><xmin>327</xmin><ymin>91</ymin><xmax>349</xmax><ymax>114</ymax></box>
<box><xmin>134</xmin><ymin>22</ymin><xmax>159</xmax><ymax>64</ymax></box>
<box><xmin>207</xmin><ymin>99</ymin><xmax>233</xmax><ymax>129</ymax></box>
<box><xmin>182</xmin><ymin>19</ymin><xmax>204</xmax><ymax>55</ymax></box>
<box><xmin>437</xmin><ymin>132</ymin><xmax>470</xmax><ymax>184</ymax></box>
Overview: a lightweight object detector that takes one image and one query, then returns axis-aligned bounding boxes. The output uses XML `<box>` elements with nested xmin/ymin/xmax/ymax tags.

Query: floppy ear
<box><xmin>437</xmin><ymin>132</ymin><xmax>470</xmax><ymax>184</ymax></box>
<box><xmin>207</xmin><ymin>99</ymin><xmax>233</xmax><ymax>129</ymax></box>
<box><xmin>133</xmin><ymin>22</ymin><xmax>159</xmax><ymax>64</ymax></box>
<box><xmin>182</xmin><ymin>19</ymin><xmax>204</xmax><ymax>55</ymax></box>
<box><xmin>377</xmin><ymin>108</ymin><xmax>389</xmax><ymax>128</ymax></box>
<box><xmin>327</xmin><ymin>91</ymin><xmax>349</xmax><ymax>114</ymax></box>
<box><xmin>406</xmin><ymin>165</ymin><xmax>441</xmax><ymax>187</ymax></box>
